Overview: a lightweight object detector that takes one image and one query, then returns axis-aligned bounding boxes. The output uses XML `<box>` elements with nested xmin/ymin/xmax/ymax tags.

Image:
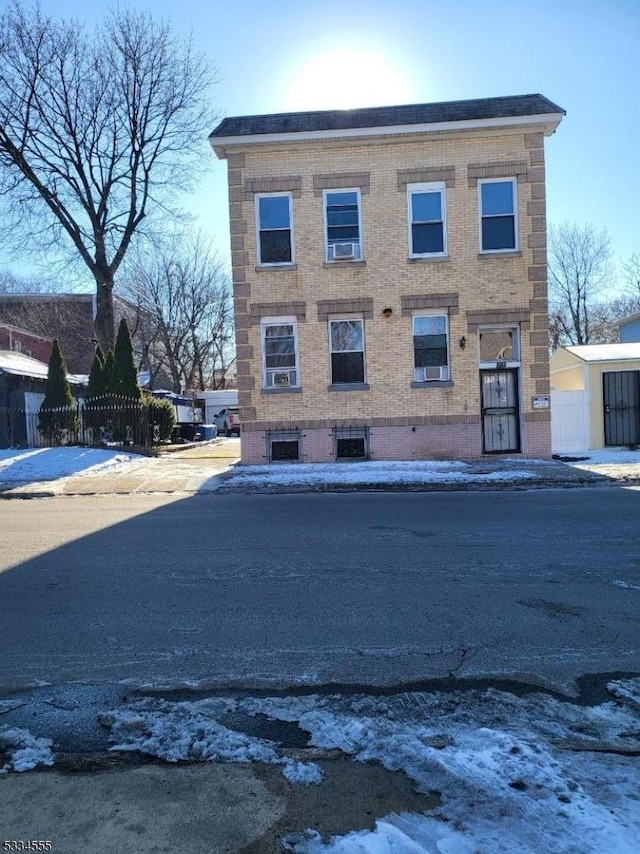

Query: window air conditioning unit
<box><xmin>416</xmin><ymin>366</ymin><xmax>449</xmax><ymax>381</ymax></box>
<box><xmin>331</xmin><ymin>242</ymin><xmax>356</xmax><ymax>260</ymax></box>
<box><xmin>267</xmin><ymin>369</ymin><xmax>296</xmax><ymax>387</ymax></box>
<box><xmin>273</xmin><ymin>371</ymin><xmax>292</xmax><ymax>387</ymax></box>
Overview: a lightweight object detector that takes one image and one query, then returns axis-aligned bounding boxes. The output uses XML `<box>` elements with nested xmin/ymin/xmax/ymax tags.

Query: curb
<box><xmin>0</xmin><ymin>489</ymin><xmax>57</xmax><ymax>500</ymax></box>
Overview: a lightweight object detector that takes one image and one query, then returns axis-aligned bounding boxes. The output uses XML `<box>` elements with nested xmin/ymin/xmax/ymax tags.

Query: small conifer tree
<box><xmin>86</xmin><ymin>346</ymin><xmax>107</xmax><ymax>400</ymax></box>
<box><xmin>42</xmin><ymin>339</ymin><xmax>74</xmax><ymax>408</ymax></box>
<box><xmin>103</xmin><ymin>349</ymin><xmax>115</xmax><ymax>394</ymax></box>
<box><xmin>111</xmin><ymin>319</ymin><xmax>141</xmax><ymax>400</ymax></box>
<box><xmin>39</xmin><ymin>339</ymin><xmax>76</xmax><ymax>442</ymax></box>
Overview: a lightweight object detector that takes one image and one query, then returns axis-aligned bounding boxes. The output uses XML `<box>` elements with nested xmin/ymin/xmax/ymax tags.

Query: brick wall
<box><xmin>225</xmin><ymin>126</ymin><xmax>552</xmax><ymax>463</ymax></box>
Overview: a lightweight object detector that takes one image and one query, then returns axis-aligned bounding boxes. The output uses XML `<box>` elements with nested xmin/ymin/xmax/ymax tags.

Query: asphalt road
<box><xmin>1</xmin><ymin>489</ymin><xmax>639</xmax><ymax>695</ymax></box>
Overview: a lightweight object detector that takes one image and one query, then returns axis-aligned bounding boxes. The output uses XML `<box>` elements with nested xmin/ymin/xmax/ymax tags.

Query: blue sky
<box><xmin>4</xmin><ymin>0</ymin><xmax>640</xmax><ymax>287</ymax></box>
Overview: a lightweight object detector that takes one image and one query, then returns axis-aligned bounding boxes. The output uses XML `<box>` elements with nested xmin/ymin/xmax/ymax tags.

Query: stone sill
<box><xmin>261</xmin><ymin>387</ymin><xmax>302</xmax><ymax>395</ymax></box>
<box><xmin>255</xmin><ymin>263</ymin><xmax>297</xmax><ymax>272</ymax></box>
<box><xmin>328</xmin><ymin>383</ymin><xmax>370</xmax><ymax>392</ymax></box>
<box><xmin>323</xmin><ymin>260</ymin><xmax>366</xmax><ymax>269</ymax></box>
<box><xmin>477</xmin><ymin>250</ymin><xmax>522</xmax><ymax>259</ymax></box>
<box><xmin>408</xmin><ymin>255</ymin><xmax>450</xmax><ymax>264</ymax></box>
<box><xmin>411</xmin><ymin>381</ymin><xmax>454</xmax><ymax>388</ymax></box>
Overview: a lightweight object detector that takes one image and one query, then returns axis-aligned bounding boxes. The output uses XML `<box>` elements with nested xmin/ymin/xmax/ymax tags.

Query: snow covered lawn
<box><xmin>95</xmin><ymin>680</ymin><xmax>640</xmax><ymax>853</ymax></box>
<box><xmin>0</xmin><ymin>447</ymin><xmax>135</xmax><ymax>482</ymax></box>
<box><xmin>224</xmin><ymin>460</ymin><xmax>541</xmax><ymax>488</ymax></box>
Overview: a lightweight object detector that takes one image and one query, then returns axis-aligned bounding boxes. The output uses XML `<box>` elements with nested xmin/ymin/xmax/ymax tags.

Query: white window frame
<box><xmin>477</xmin><ymin>324</ymin><xmax>521</xmax><ymax>368</ymax></box>
<box><xmin>328</xmin><ymin>314</ymin><xmax>366</xmax><ymax>385</ymax></box>
<box><xmin>407</xmin><ymin>182</ymin><xmax>447</xmax><ymax>258</ymax></box>
<box><xmin>323</xmin><ymin>188</ymin><xmax>363</xmax><ymax>262</ymax></box>
<box><xmin>412</xmin><ymin>311</ymin><xmax>450</xmax><ymax>382</ymax></box>
<box><xmin>260</xmin><ymin>315</ymin><xmax>300</xmax><ymax>389</ymax></box>
<box><xmin>255</xmin><ymin>192</ymin><xmax>295</xmax><ymax>267</ymax></box>
<box><xmin>478</xmin><ymin>177</ymin><xmax>518</xmax><ymax>254</ymax></box>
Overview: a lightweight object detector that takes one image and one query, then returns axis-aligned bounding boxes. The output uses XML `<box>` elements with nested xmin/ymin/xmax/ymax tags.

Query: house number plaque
<box><xmin>532</xmin><ymin>396</ymin><xmax>550</xmax><ymax>409</ymax></box>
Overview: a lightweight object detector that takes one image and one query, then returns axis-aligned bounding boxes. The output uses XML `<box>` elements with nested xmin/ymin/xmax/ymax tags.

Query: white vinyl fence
<box><xmin>551</xmin><ymin>390</ymin><xmax>590</xmax><ymax>454</ymax></box>
<box><xmin>24</xmin><ymin>391</ymin><xmax>45</xmax><ymax>447</ymax></box>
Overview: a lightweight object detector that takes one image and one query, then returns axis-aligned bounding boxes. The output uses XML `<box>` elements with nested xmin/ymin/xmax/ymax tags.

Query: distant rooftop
<box><xmin>0</xmin><ymin>349</ymin><xmax>87</xmax><ymax>384</ymax></box>
<box><xmin>617</xmin><ymin>311</ymin><xmax>640</xmax><ymax>327</ymax></box>
<box><xmin>210</xmin><ymin>94</ymin><xmax>565</xmax><ymax>153</ymax></box>
<box><xmin>564</xmin><ymin>343</ymin><xmax>640</xmax><ymax>363</ymax></box>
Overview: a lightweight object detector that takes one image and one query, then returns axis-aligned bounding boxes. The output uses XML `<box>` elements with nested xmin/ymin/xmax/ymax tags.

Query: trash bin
<box><xmin>200</xmin><ymin>424</ymin><xmax>218</xmax><ymax>440</ymax></box>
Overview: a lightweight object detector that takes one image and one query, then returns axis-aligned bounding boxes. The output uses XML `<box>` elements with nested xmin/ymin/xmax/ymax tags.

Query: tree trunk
<box><xmin>94</xmin><ymin>274</ymin><xmax>116</xmax><ymax>353</ymax></box>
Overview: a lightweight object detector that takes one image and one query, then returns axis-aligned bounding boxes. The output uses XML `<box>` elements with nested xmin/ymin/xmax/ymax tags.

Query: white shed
<box><xmin>550</xmin><ymin>344</ymin><xmax>640</xmax><ymax>453</ymax></box>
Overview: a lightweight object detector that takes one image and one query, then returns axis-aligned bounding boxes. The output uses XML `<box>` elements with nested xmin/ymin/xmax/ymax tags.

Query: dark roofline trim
<box><xmin>210</xmin><ymin>94</ymin><xmax>565</xmax><ymax>156</ymax></box>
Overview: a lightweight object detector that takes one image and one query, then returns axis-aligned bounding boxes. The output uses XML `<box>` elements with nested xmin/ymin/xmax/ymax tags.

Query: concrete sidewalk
<box><xmin>2</xmin><ymin>441</ymin><xmax>640</xmax><ymax>498</ymax></box>
<box><xmin>0</xmin><ymin>440</ymin><xmax>241</xmax><ymax>498</ymax></box>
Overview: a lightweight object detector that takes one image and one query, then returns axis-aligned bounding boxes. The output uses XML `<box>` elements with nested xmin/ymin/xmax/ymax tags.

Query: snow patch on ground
<box><xmin>282</xmin><ymin>760</ymin><xmax>324</xmax><ymax>786</ymax></box>
<box><xmin>245</xmin><ymin>686</ymin><xmax>640</xmax><ymax>854</ymax></box>
<box><xmin>0</xmin><ymin>727</ymin><xmax>55</xmax><ymax>773</ymax></box>
<box><xmin>225</xmin><ymin>460</ymin><xmax>540</xmax><ymax>487</ymax></box>
<box><xmin>0</xmin><ymin>447</ymin><xmax>134</xmax><ymax>482</ymax></box>
<box><xmin>607</xmin><ymin>678</ymin><xmax>640</xmax><ymax>710</ymax></box>
<box><xmin>96</xmin><ymin>683</ymin><xmax>640</xmax><ymax>851</ymax></box>
<box><xmin>98</xmin><ymin>697</ymin><xmax>278</xmax><ymax>764</ymax></box>
<box><xmin>565</xmin><ymin>448</ymin><xmax>640</xmax><ymax>466</ymax></box>
<box><xmin>99</xmin><ymin>697</ymin><xmax>323</xmax><ymax>785</ymax></box>
<box><xmin>612</xmin><ymin>579</ymin><xmax>640</xmax><ymax>591</ymax></box>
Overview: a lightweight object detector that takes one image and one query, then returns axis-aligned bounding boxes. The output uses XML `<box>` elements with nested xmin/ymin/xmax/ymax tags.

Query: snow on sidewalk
<box><xmin>94</xmin><ymin>680</ymin><xmax>640</xmax><ymax>854</ymax></box>
<box><xmin>222</xmin><ymin>460</ymin><xmax>543</xmax><ymax>488</ymax></box>
<box><xmin>0</xmin><ymin>447</ymin><xmax>135</xmax><ymax>482</ymax></box>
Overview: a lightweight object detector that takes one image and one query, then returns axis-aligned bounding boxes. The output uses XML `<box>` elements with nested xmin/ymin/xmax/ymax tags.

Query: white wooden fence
<box><xmin>551</xmin><ymin>390</ymin><xmax>590</xmax><ymax>454</ymax></box>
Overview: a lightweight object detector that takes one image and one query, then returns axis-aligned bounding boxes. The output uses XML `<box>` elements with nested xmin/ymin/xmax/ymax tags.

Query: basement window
<box><xmin>334</xmin><ymin>427</ymin><xmax>368</xmax><ymax>460</ymax></box>
<box><xmin>268</xmin><ymin>430</ymin><xmax>301</xmax><ymax>462</ymax></box>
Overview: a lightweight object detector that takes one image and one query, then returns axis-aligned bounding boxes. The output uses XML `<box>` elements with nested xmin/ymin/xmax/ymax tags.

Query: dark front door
<box><xmin>481</xmin><ymin>369</ymin><xmax>520</xmax><ymax>453</ymax></box>
<box><xmin>603</xmin><ymin>370</ymin><xmax>640</xmax><ymax>446</ymax></box>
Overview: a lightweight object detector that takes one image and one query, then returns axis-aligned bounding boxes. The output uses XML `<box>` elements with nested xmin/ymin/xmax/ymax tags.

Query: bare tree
<box><xmin>120</xmin><ymin>232</ymin><xmax>235</xmax><ymax>393</ymax></box>
<box><xmin>0</xmin><ymin>269</ymin><xmax>60</xmax><ymax>293</ymax></box>
<box><xmin>0</xmin><ymin>2</ymin><xmax>215</xmax><ymax>352</ymax></box>
<box><xmin>548</xmin><ymin>222</ymin><xmax>615</xmax><ymax>347</ymax></box>
<box><xmin>621</xmin><ymin>254</ymin><xmax>640</xmax><ymax>301</ymax></box>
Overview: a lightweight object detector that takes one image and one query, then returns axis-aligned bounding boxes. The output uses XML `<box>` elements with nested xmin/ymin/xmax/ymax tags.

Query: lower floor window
<box><xmin>330</xmin><ymin>318</ymin><xmax>365</xmax><ymax>384</ymax></box>
<box><xmin>413</xmin><ymin>314</ymin><xmax>449</xmax><ymax>381</ymax></box>
<box><xmin>334</xmin><ymin>427</ymin><xmax>368</xmax><ymax>460</ymax></box>
<box><xmin>269</xmin><ymin>430</ymin><xmax>301</xmax><ymax>462</ymax></box>
<box><xmin>262</xmin><ymin>318</ymin><xmax>299</xmax><ymax>388</ymax></box>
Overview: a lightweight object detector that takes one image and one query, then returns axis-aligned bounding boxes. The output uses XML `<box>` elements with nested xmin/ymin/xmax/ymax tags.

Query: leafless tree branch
<box><xmin>0</xmin><ymin>1</ymin><xmax>216</xmax><ymax>351</ymax></box>
<box><xmin>118</xmin><ymin>231</ymin><xmax>234</xmax><ymax>392</ymax></box>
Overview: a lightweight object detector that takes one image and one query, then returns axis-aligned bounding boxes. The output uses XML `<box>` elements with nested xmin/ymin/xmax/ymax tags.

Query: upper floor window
<box><xmin>324</xmin><ymin>190</ymin><xmax>362</xmax><ymax>262</ymax></box>
<box><xmin>329</xmin><ymin>317</ymin><xmax>365</xmax><ymax>384</ymax></box>
<box><xmin>413</xmin><ymin>314</ymin><xmax>449</xmax><ymax>381</ymax></box>
<box><xmin>408</xmin><ymin>183</ymin><xmax>446</xmax><ymax>257</ymax></box>
<box><xmin>256</xmin><ymin>193</ymin><xmax>293</xmax><ymax>265</ymax></box>
<box><xmin>479</xmin><ymin>179</ymin><xmax>517</xmax><ymax>252</ymax></box>
<box><xmin>261</xmin><ymin>317</ymin><xmax>299</xmax><ymax>388</ymax></box>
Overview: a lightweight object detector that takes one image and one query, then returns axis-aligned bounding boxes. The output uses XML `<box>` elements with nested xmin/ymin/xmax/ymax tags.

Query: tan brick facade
<box><xmin>219</xmin><ymin>120</ymin><xmax>557</xmax><ymax>464</ymax></box>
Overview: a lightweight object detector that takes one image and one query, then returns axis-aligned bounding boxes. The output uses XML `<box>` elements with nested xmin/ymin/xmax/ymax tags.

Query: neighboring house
<box><xmin>210</xmin><ymin>94</ymin><xmax>564</xmax><ymax>464</ymax></box>
<box><xmin>550</xmin><ymin>344</ymin><xmax>640</xmax><ymax>453</ymax></box>
<box><xmin>0</xmin><ymin>293</ymin><xmax>96</xmax><ymax>373</ymax></box>
<box><xmin>0</xmin><ymin>350</ymin><xmax>86</xmax><ymax>447</ymax></box>
<box><xmin>0</xmin><ymin>292</ymin><xmax>168</xmax><ymax>384</ymax></box>
<box><xmin>0</xmin><ymin>323</ymin><xmax>53</xmax><ymax>363</ymax></box>
<box><xmin>618</xmin><ymin>312</ymin><xmax>640</xmax><ymax>344</ymax></box>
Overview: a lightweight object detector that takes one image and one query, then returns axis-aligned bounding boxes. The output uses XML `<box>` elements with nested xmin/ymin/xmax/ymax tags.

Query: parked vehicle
<box><xmin>196</xmin><ymin>390</ymin><xmax>238</xmax><ymax>424</ymax></box>
<box><xmin>215</xmin><ymin>407</ymin><xmax>240</xmax><ymax>437</ymax></box>
<box><xmin>151</xmin><ymin>391</ymin><xmax>205</xmax><ymax>442</ymax></box>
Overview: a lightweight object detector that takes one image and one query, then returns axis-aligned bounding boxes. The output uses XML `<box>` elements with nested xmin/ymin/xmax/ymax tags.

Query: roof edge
<box><xmin>211</xmin><ymin>112</ymin><xmax>563</xmax><ymax>158</ymax></box>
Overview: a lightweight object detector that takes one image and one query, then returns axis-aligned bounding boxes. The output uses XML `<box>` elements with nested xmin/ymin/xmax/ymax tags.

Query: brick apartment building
<box><xmin>210</xmin><ymin>94</ymin><xmax>564</xmax><ymax>464</ymax></box>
